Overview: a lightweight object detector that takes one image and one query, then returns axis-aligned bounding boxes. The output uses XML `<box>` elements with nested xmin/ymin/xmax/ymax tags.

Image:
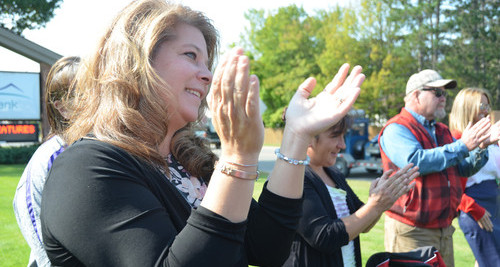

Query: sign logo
<box><xmin>0</xmin><ymin>83</ymin><xmax>29</xmax><ymax>98</ymax></box>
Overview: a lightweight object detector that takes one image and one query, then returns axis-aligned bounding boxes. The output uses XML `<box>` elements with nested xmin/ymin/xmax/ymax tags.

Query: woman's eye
<box><xmin>184</xmin><ymin>52</ymin><xmax>196</xmax><ymax>60</ymax></box>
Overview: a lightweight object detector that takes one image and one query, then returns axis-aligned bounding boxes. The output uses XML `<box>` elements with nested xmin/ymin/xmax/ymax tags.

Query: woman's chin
<box><xmin>327</xmin><ymin>158</ymin><xmax>336</xmax><ymax>167</ymax></box>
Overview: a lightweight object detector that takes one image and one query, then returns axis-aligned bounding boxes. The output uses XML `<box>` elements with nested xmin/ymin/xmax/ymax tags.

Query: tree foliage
<box><xmin>241</xmin><ymin>0</ymin><xmax>500</xmax><ymax>128</ymax></box>
<box><xmin>442</xmin><ymin>0</ymin><xmax>500</xmax><ymax>109</ymax></box>
<box><xmin>0</xmin><ymin>0</ymin><xmax>63</xmax><ymax>35</ymax></box>
<box><xmin>244</xmin><ymin>6</ymin><xmax>321</xmax><ymax>127</ymax></box>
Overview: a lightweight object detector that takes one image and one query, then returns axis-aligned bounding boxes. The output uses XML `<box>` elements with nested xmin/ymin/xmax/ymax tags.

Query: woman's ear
<box><xmin>308</xmin><ymin>136</ymin><xmax>318</xmax><ymax>148</ymax></box>
<box><xmin>54</xmin><ymin>100</ymin><xmax>70</xmax><ymax>119</ymax></box>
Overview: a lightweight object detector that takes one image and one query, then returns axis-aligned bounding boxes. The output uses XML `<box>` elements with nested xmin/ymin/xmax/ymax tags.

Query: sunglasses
<box><xmin>480</xmin><ymin>103</ymin><xmax>491</xmax><ymax>112</ymax></box>
<box><xmin>421</xmin><ymin>87</ymin><xmax>447</xmax><ymax>98</ymax></box>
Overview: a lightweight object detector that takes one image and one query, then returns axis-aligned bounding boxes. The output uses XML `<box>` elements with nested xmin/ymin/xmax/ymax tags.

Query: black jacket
<box><xmin>283</xmin><ymin>166</ymin><xmax>364</xmax><ymax>267</ymax></box>
<box><xmin>41</xmin><ymin>138</ymin><xmax>302</xmax><ymax>267</ymax></box>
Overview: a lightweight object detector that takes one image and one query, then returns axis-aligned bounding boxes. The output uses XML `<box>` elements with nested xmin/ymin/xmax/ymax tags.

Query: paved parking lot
<box><xmin>213</xmin><ymin>146</ymin><xmax>378</xmax><ymax>180</ymax></box>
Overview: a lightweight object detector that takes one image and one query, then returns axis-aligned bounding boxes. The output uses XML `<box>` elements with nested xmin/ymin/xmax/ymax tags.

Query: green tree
<box><xmin>0</xmin><ymin>0</ymin><xmax>63</xmax><ymax>35</ymax></box>
<box><xmin>244</xmin><ymin>5</ymin><xmax>322</xmax><ymax>128</ymax></box>
<box><xmin>315</xmin><ymin>6</ymin><xmax>369</xmax><ymax>88</ymax></box>
<box><xmin>241</xmin><ymin>0</ymin><xmax>500</xmax><ymax>126</ymax></box>
<box><xmin>395</xmin><ymin>0</ymin><xmax>454</xmax><ymax>70</ymax></box>
<box><xmin>353</xmin><ymin>0</ymin><xmax>417</xmax><ymax>123</ymax></box>
<box><xmin>442</xmin><ymin>0</ymin><xmax>500</xmax><ymax>109</ymax></box>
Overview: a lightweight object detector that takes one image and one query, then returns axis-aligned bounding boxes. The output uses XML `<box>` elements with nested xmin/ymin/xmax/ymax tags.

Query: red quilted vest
<box><xmin>379</xmin><ymin>108</ymin><xmax>462</xmax><ymax>228</ymax></box>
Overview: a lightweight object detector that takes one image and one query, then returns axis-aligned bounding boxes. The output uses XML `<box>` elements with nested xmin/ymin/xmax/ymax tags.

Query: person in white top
<box><xmin>283</xmin><ymin>114</ymin><xmax>419</xmax><ymax>267</ymax></box>
<box><xmin>449</xmin><ymin>87</ymin><xmax>500</xmax><ymax>267</ymax></box>
<box><xmin>13</xmin><ymin>56</ymin><xmax>80</xmax><ymax>267</ymax></box>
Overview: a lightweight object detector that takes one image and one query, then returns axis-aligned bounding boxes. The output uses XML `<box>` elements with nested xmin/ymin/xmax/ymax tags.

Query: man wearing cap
<box><xmin>378</xmin><ymin>69</ymin><xmax>491</xmax><ymax>266</ymax></box>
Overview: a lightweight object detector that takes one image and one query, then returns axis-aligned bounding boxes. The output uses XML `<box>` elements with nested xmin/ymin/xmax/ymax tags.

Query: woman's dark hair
<box><xmin>317</xmin><ymin>115</ymin><xmax>351</xmax><ymax>139</ymax></box>
<box><xmin>171</xmin><ymin>127</ymin><xmax>218</xmax><ymax>183</ymax></box>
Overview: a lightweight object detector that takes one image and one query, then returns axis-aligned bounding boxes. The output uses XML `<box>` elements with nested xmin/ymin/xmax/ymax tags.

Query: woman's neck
<box><xmin>309</xmin><ymin>163</ymin><xmax>324</xmax><ymax>176</ymax></box>
<box><xmin>158</xmin><ymin>130</ymin><xmax>175</xmax><ymax>157</ymax></box>
<box><xmin>310</xmin><ymin>164</ymin><xmax>336</xmax><ymax>188</ymax></box>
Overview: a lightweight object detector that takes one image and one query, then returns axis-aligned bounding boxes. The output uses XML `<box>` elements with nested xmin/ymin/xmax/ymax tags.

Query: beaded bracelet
<box><xmin>216</xmin><ymin>162</ymin><xmax>259</xmax><ymax>180</ymax></box>
<box><xmin>275</xmin><ymin>148</ymin><xmax>310</xmax><ymax>165</ymax></box>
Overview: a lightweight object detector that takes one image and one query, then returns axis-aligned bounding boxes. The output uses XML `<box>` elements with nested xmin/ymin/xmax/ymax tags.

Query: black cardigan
<box><xmin>283</xmin><ymin>166</ymin><xmax>364</xmax><ymax>267</ymax></box>
<box><xmin>40</xmin><ymin>138</ymin><xmax>302</xmax><ymax>267</ymax></box>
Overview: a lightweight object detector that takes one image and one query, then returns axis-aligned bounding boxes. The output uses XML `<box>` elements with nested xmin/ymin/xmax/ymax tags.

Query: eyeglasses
<box><xmin>480</xmin><ymin>103</ymin><xmax>491</xmax><ymax>112</ymax></box>
<box><xmin>422</xmin><ymin>87</ymin><xmax>447</xmax><ymax>98</ymax></box>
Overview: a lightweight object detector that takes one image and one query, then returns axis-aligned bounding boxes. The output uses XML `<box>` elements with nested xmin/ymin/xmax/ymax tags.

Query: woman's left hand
<box><xmin>284</xmin><ymin>64</ymin><xmax>365</xmax><ymax>143</ymax></box>
<box><xmin>477</xmin><ymin>210</ymin><xmax>494</xmax><ymax>232</ymax></box>
<box><xmin>477</xmin><ymin>116</ymin><xmax>500</xmax><ymax>148</ymax></box>
<box><xmin>489</xmin><ymin>119</ymin><xmax>500</xmax><ymax>146</ymax></box>
<box><xmin>207</xmin><ymin>47</ymin><xmax>264</xmax><ymax>164</ymax></box>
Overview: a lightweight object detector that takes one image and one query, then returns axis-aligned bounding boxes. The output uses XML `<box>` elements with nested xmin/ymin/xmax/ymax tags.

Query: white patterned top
<box><xmin>326</xmin><ymin>185</ymin><xmax>356</xmax><ymax>267</ymax></box>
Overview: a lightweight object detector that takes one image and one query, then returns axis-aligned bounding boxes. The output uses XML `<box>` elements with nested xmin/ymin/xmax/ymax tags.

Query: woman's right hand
<box><xmin>367</xmin><ymin>164</ymin><xmax>419</xmax><ymax>213</ymax></box>
<box><xmin>207</xmin><ymin>47</ymin><xmax>264</xmax><ymax>165</ymax></box>
<box><xmin>202</xmin><ymin>47</ymin><xmax>263</xmax><ymax>222</ymax></box>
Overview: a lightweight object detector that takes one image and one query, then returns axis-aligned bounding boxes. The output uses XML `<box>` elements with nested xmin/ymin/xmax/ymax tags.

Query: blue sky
<box><xmin>0</xmin><ymin>0</ymin><xmax>351</xmax><ymax>72</ymax></box>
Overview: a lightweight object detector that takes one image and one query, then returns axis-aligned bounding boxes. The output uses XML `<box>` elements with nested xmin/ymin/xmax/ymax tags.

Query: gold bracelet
<box><xmin>216</xmin><ymin>162</ymin><xmax>259</xmax><ymax>180</ymax></box>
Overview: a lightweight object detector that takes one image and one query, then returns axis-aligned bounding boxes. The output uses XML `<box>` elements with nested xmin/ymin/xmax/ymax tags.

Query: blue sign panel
<box><xmin>0</xmin><ymin>72</ymin><xmax>40</xmax><ymax>120</ymax></box>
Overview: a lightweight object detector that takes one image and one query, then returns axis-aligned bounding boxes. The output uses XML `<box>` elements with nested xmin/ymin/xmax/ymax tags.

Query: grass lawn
<box><xmin>0</xmin><ymin>164</ymin><xmax>30</xmax><ymax>266</ymax></box>
<box><xmin>346</xmin><ymin>179</ymin><xmax>474</xmax><ymax>266</ymax></box>
<box><xmin>1</xmin><ymin>166</ymin><xmax>474</xmax><ymax>266</ymax></box>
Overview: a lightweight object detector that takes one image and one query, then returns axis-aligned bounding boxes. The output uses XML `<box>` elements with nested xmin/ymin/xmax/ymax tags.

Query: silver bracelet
<box><xmin>225</xmin><ymin>161</ymin><xmax>258</xmax><ymax>167</ymax></box>
<box><xmin>274</xmin><ymin>148</ymin><xmax>310</xmax><ymax>165</ymax></box>
<box><xmin>216</xmin><ymin>162</ymin><xmax>259</xmax><ymax>180</ymax></box>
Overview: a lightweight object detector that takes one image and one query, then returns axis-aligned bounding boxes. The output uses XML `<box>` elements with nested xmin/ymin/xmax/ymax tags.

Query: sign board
<box><xmin>0</xmin><ymin>71</ymin><xmax>40</xmax><ymax>120</ymax></box>
<box><xmin>0</xmin><ymin>123</ymin><xmax>39</xmax><ymax>142</ymax></box>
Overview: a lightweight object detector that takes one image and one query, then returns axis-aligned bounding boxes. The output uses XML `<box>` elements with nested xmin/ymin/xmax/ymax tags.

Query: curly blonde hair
<box><xmin>65</xmin><ymin>0</ymin><xmax>219</xmax><ymax>171</ymax></box>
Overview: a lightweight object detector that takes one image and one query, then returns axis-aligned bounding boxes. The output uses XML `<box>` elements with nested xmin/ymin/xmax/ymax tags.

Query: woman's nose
<box><xmin>339</xmin><ymin>137</ymin><xmax>346</xmax><ymax>149</ymax></box>
<box><xmin>199</xmin><ymin>65</ymin><xmax>212</xmax><ymax>85</ymax></box>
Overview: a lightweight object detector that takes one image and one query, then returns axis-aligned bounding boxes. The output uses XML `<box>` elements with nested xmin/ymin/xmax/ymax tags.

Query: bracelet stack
<box><xmin>275</xmin><ymin>148</ymin><xmax>310</xmax><ymax>165</ymax></box>
<box><xmin>215</xmin><ymin>161</ymin><xmax>259</xmax><ymax>180</ymax></box>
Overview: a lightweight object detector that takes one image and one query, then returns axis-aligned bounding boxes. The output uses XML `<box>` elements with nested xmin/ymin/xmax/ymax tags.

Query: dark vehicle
<box><xmin>334</xmin><ymin>110</ymin><xmax>382</xmax><ymax>176</ymax></box>
<box><xmin>196</xmin><ymin>118</ymin><xmax>221</xmax><ymax>149</ymax></box>
<box><xmin>360</xmin><ymin>134</ymin><xmax>382</xmax><ymax>174</ymax></box>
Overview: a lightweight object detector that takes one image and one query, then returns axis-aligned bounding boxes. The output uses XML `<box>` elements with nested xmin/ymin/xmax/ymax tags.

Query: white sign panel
<box><xmin>0</xmin><ymin>72</ymin><xmax>40</xmax><ymax>120</ymax></box>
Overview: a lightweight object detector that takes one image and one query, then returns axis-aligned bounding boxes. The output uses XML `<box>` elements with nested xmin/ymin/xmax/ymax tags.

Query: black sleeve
<box><xmin>295</xmin><ymin>176</ymin><xmax>350</xmax><ymax>254</ymax></box>
<box><xmin>41</xmin><ymin>140</ymin><xmax>249</xmax><ymax>267</ymax></box>
<box><xmin>245</xmin><ymin>182</ymin><xmax>303</xmax><ymax>267</ymax></box>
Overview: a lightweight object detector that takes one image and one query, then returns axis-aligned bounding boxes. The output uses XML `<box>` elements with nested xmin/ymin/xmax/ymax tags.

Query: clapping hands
<box><xmin>483</xmin><ymin>119</ymin><xmax>500</xmax><ymax>147</ymax></box>
<box><xmin>367</xmin><ymin>163</ymin><xmax>419</xmax><ymax>213</ymax></box>
<box><xmin>284</xmin><ymin>63</ymin><xmax>365</xmax><ymax>142</ymax></box>
<box><xmin>461</xmin><ymin>117</ymin><xmax>491</xmax><ymax>150</ymax></box>
<box><xmin>207</xmin><ymin>47</ymin><xmax>264</xmax><ymax>163</ymax></box>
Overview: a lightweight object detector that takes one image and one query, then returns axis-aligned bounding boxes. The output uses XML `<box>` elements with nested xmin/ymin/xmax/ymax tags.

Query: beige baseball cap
<box><xmin>406</xmin><ymin>69</ymin><xmax>457</xmax><ymax>95</ymax></box>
